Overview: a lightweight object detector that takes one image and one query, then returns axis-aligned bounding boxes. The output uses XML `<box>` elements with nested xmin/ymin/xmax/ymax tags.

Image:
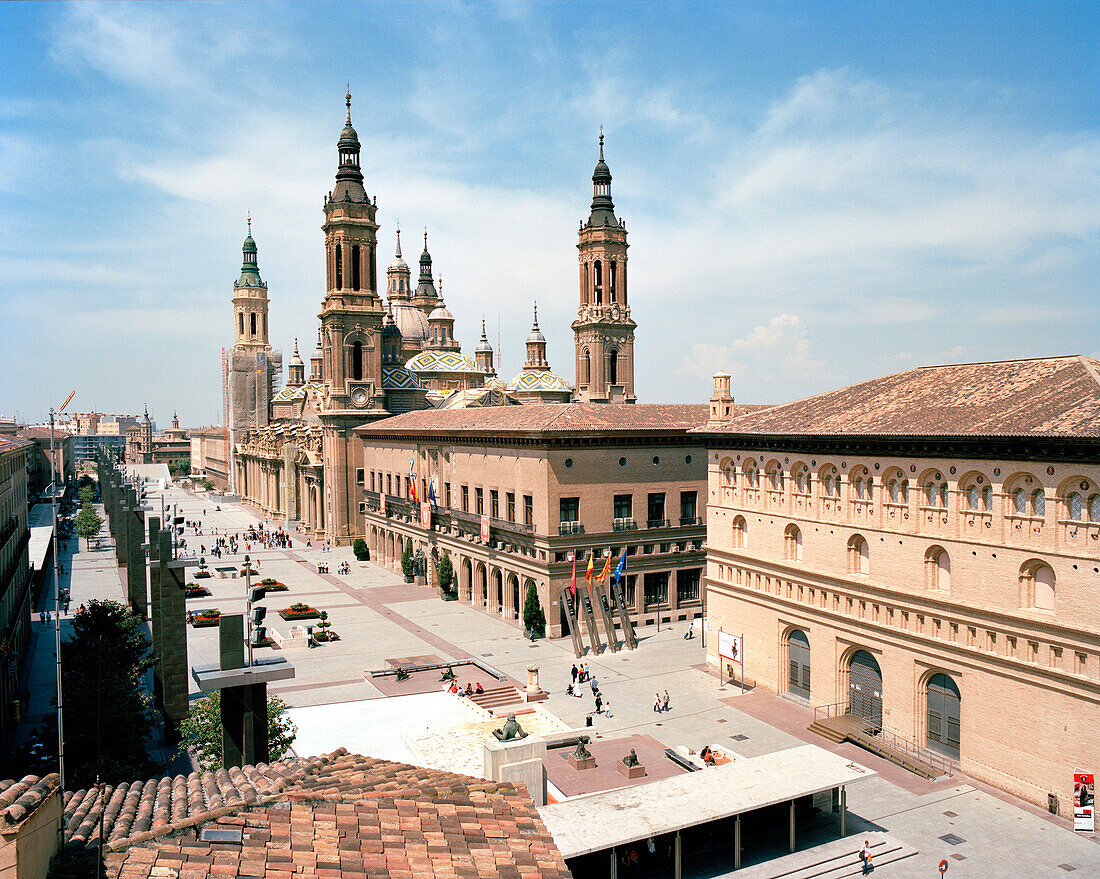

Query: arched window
<box><xmin>1031</xmin><ymin>489</ymin><xmax>1045</xmax><ymax>517</ymax></box>
<box><xmin>1090</xmin><ymin>494</ymin><xmax>1100</xmax><ymax>522</ymax></box>
<box><xmin>594</xmin><ymin>259</ymin><xmax>603</xmax><ymax>304</ymax></box>
<box><xmin>767</xmin><ymin>463</ymin><xmax>783</xmax><ymax>491</ymax></box>
<box><xmin>1013</xmin><ymin>487</ymin><xmax>1027</xmax><ymax>514</ymax></box>
<box><xmin>351</xmin><ymin>244</ymin><xmax>361</xmax><ymax>290</ymax></box>
<box><xmin>369</xmin><ymin>243</ymin><xmax>376</xmax><ymax>291</ymax></box>
<box><xmin>743</xmin><ymin>460</ymin><xmax>759</xmax><ymax>488</ymax></box>
<box><xmin>732</xmin><ymin>515</ymin><xmax>747</xmax><ymax>549</ymax></box>
<box><xmin>784</xmin><ymin>524</ymin><xmax>802</xmax><ymax>561</ymax></box>
<box><xmin>609</xmin><ymin>349</ymin><xmax>618</xmax><ymax>385</ymax></box>
<box><xmin>821</xmin><ymin>467</ymin><xmax>841</xmax><ymax>498</ymax></box>
<box><xmin>848</xmin><ymin>534</ymin><xmax>869</xmax><ymax>574</ymax></box>
<box><xmin>582</xmin><ymin>349</ymin><xmax>591</xmax><ymax>385</ymax></box>
<box><xmin>792</xmin><ymin>464</ymin><xmax>810</xmax><ymax>495</ymax></box>
<box><xmin>925</xmin><ymin>546</ymin><xmax>950</xmax><ymax>591</ymax></box>
<box><xmin>335</xmin><ymin>244</ymin><xmax>343</xmax><ymax>289</ymax></box>
<box><xmin>1020</xmin><ymin>561</ymin><xmax>1056</xmax><ymax>611</ymax></box>
<box><xmin>263</xmin><ymin>313</ymin><xmax>267</xmax><ymax>337</ymax></box>
<box><xmin>352</xmin><ymin>341</ymin><xmax>363</xmax><ymax>380</ymax></box>
<box><xmin>609</xmin><ymin>260</ymin><xmax>617</xmax><ymax>302</ymax></box>
<box><xmin>923</xmin><ymin>473</ymin><xmax>948</xmax><ymax>508</ymax></box>
<box><xmin>720</xmin><ymin>458</ymin><xmax>736</xmax><ymax>489</ymax></box>
<box><xmin>583</xmin><ymin>263</ymin><xmax>590</xmax><ymax>303</ymax></box>
<box><xmin>1067</xmin><ymin>492</ymin><xmax>1083</xmax><ymax>521</ymax></box>
<box><xmin>886</xmin><ymin>473</ymin><xmax>909</xmax><ymax>504</ymax></box>
<box><xmin>250</xmin><ymin>312</ymin><xmax>257</xmax><ymax>335</ymax></box>
<box><xmin>238</xmin><ymin>312</ymin><xmax>244</xmax><ymax>335</ymax></box>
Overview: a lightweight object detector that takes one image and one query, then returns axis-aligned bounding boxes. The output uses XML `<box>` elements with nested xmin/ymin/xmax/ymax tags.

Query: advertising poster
<box><xmin>380</xmin><ymin>493</ymin><xmax>386</xmax><ymax>516</ymax></box>
<box><xmin>480</xmin><ymin>514</ymin><xmax>490</xmax><ymax>543</ymax></box>
<box><xmin>718</xmin><ymin>630</ymin><xmax>742</xmax><ymax>664</ymax></box>
<box><xmin>1074</xmin><ymin>772</ymin><xmax>1094</xmax><ymax>832</ymax></box>
<box><xmin>420</xmin><ymin>502</ymin><xmax>431</xmax><ymax>529</ymax></box>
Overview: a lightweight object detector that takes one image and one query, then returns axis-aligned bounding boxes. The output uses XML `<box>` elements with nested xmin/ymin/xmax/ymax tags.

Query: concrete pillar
<box><xmin>158</xmin><ymin>530</ymin><xmax>189</xmax><ymax>737</ymax></box>
<box><xmin>609</xmin><ymin>848</ymin><xmax>617</xmax><ymax>879</ymax></box>
<box><xmin>148</xmin><ymin>517</ymin><xmax>162</xmax><ymax>699</ymax></box>
<box><xmin>218</xmin><ymin>614</ymin><xmax>269</xmax><ymax>767</ymax></box>
<box><xmin>674</xmin><ymin>830</ymin><xmax>682</xmax><ymax>879</ymax></box>
<box><xmin>840</xmin><ymin>786</ymin><xmax>847</xmax><ymax>837</ymax></box>
<box><xmin>734</xmin><ymin>814</ymin><xmax>741</xmax><ymax>869</ymax></box>
<box><xmin>126</xmin><ymin>488</ymin><xmax>145</xmax><ymax>618</ymax></box>
<box><xmin>789</xmin><ymin>800</ymin><xmax>796</xmax><ymax>853</ymax></box>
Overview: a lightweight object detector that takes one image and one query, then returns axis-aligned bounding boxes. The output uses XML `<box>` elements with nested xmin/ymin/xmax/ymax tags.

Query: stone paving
<box><xmin>14</xmin><ymin>484</ymin><xmax>1100</xmax><ymax>878</ymax></box>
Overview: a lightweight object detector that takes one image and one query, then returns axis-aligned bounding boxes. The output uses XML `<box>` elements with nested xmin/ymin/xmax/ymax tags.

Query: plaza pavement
<box><xmin>15</xmin><ymin>485</ymin><xmax>1100</xmax><ymax>878</ymax></box>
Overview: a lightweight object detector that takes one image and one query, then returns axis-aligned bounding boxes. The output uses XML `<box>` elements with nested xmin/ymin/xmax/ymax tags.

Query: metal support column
<box><xmin>789</xmin><ymin>800</ymin><xmax>796</xmax><ymax>853</ymax></box>
<box><xmin>674</xmin><ymin>830</ymin><xmax>682</xmax><ymax>879</ymax></box>
<box><xmin>734</xmin><ymin>815</ymin><xmax>741</xmax><ymax>869</ymax></box>
<box><xmin>840</xmin><ymin>786</ymin><xmax>847</xmax><ymax>837</ymax></box>
<box><xmin>609</xmin><ymin>847</ymin><xmax>617</xmax><ymax>879</ymax></box>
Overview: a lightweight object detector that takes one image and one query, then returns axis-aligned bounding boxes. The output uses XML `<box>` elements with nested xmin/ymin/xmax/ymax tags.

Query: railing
<box><xmin>558</xmin><ymin>520</ymin><xmax>584</xmax><ymax>535</ymax></box>
<box><xmin>679</xmin><ymin>515</ymin><xmax>703</xmax><ymax>526</ymax></box>
<box><xmin>613</xmin><ymin>517</ymin><xmax>638</xmax><ymax>531</ymax></box>
<box><xmin>813</xmin><ymin>701</ymin><xmax>954</xmax><ymax>778</ymax></box>
<box><xmin>646</xmin><ymin>517</ymin><xmax>670</xmax><ymax>529</ymax></box>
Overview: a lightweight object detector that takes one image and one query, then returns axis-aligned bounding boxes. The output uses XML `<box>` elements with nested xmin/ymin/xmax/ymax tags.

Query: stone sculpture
<box><xmin>493</xmin><ymin>713</ymin><xmax>528</xmax><ymax>741</ymax></box>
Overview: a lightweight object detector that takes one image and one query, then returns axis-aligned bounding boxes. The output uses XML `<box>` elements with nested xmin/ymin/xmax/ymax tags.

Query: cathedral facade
<box><xmin>230</xmin><ymin>94</ymin><xmax>622</xmax><ymax>543</ymax></box>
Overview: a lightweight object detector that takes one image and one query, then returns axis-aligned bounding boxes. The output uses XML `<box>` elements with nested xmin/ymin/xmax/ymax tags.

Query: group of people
<box><xmin>568</xmin><ymin>664</ymin><xmax>611</xmax><ymax>721</ymax></box>
<box><xmin>447</xmin><ymin>681</ymin><xmax>485</xmax><ymax>697</ymax></box>
<box><xmin>653</xmin><ymin>690</ymin><xmax>672</xmax><ymax>712</ymax></box>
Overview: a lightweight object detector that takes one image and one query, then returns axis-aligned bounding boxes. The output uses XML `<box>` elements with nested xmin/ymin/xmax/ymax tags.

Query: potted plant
<box><xmin>191</xmin><ymin>608</ymin><xmax>221</xmax><ymax>628</ymax></box>
<box><xmin>241</xmin><ymin>554</ymin><xmax>257</xmax><ymax>576</ymax></box>
<box><xmin>353</xmin><ymin>537</ymin><xmax>370</xmax><ymax>561</ymax></box>
<box><xmin>279</xmin><ymin>602</ymin><xmax>321</xmax><ymax>621</ymax></box>
<box><xmin>401</xmin><ymin>539</ymin><xmax>414</xmax><ymax>583</ymax></box>
<box><xmin>260</xmin><ymin>577</ymin><xmax>288</xmax><ymax>592</ymax></box>
<box><xmin>185</xmin><ymin>582</ymin><xmax>210</xmax><ymax>598</ymax></box>
<box><xmin>315</xmin><ymin>610</ymin><xmax>338</xmax><ymax>641</ymax></box>
<box><xmin>194</xmin><ymin>557</ymin><xmax>212</xmax><ymax>579</ymax></box>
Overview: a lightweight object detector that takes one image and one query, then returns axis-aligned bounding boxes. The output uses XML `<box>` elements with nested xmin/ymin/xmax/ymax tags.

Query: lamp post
<box><xmin>48</xmin><ymin>407</ymin><xmax>65</xmax><ymax>789</ymax></box>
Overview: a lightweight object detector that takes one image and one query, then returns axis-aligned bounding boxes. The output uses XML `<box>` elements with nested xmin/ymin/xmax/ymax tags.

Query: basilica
<box><xmin>229</xmin><ymin>92</ymin><xmax>635</xmax><ymax>542</ymax></box>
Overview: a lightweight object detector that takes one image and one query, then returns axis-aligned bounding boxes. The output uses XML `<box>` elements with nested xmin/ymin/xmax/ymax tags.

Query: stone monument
<box><xmin>617</xmin><ymin>747</ymin><xmax>645</xmax><ymax>778</ymax></box>
<box><xmin>567</xmin><ymin>739</ymin><xmax>596</xmax><ymax>771</ymax></box>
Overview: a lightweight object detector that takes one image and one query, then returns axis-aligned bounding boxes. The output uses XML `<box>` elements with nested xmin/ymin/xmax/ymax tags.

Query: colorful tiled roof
<box><xmin>508</xmin><ymin>370</ymin><xmax>570</xmax><ymax>392</ymax></box>
<box><xmin>357</xmin><ymin>402</ymin><xmax>712</xmax><ymax>437</ymax></box>
<box><xmin>406</xmin><ymin>350</ymin><xmax>481</xmax><ymax>374</ymax></box>
<box><xmin>0</xmin><ymin>773</ymin><xmax>60</xmax><ymax>829</ymax></box>
<box><xmin>92</xmin><ymin>750</ymin><xmax>570</xmax><ymax>879</ymax></box>
<box><xmin>435</xmin><ymin>387</ymin><xmax>521</xmax><ymax>409</ymax></box>
<box><xmin>698</xmin><ymin>355</ymin><xmax>1100</xmax><ymax>438</ymax></box>
<box><xmin>381</xmin><ymin>365</ymin><xmax>425</xmax><ymax>392</ymax></box>
<box><xmin>271</xmin><ymin>382</ymin><xmax>324</xmax><ymax>403</ymax></box>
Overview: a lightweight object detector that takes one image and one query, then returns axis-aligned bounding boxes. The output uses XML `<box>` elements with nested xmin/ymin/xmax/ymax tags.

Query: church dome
<box><xmin>392</xmin><ymin>302</ymin><xmax>429</xmax><ymax>341</ymax></box>
<box><xmin>382</xmin><ymin>365</ymin><xmax>425</xmax><ymax>391</ymax></box>
<box><xmin>407</xmin><ymin>350</ymin><xmax>481</xmax><ymax>374</ymax></box>
<box><xmin>429</xmin><ymin>304</ymin><xmax>454</xmax><ymax>322</ymax></box>
<box><xmin>509</xmin><ymin>369</ymin><xmax>570</xmax><ymax>392</ymax></box>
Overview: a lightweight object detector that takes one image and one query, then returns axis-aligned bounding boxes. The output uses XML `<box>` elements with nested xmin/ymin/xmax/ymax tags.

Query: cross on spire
<box><xmin>345</xmin><ymin>84</ymin><xmax>352</xmax><ymax>123</ymax></box>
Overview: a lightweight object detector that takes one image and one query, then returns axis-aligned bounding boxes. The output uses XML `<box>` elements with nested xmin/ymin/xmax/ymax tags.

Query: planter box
<box><xmin>314</xmin><ymin>631</ymin><xmax>339</xmax><ymax>642</ymax></box>
<box><xmin>191</xmin><ymin>615</ymin><xmax>221</xmax><ymax>628</ymax></box>
<box><xmin>193</xmin><ymin>571</ymin><xmax>212</xmax><ymax>579</ymax></box>
<box><xmin>264</xmin><ymin>583</ymin><xmax>289</xmax><ymax>592</ymax></box>
<box><xmin>185</xmin><ymin>587</ymin><xmax>211</xmax><ymax>599</ymax></box>
<box><xmin>279</xmin><ymin>607</ymin><xmax>320</xmax><ymax>621</ymax></box>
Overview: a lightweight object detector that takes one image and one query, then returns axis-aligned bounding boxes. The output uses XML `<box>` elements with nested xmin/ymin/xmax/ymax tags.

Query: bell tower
<box><xmin>572</xmin><ymin>131</ymin><xmax>636</xmax><ymax>403</ymax></box>
<box><xmin>233</xmin><ymin>217</ymin><xmax>270</xmax><ymax>352</ymax></box>
<box><xmin>320</xmin><ymin>88</ymin><xmax>385</xmax><ymax>413</ymax></box>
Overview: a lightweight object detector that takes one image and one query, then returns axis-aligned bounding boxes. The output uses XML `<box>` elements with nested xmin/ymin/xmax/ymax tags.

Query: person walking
<box><xmin>571</xmin><ymin>664</ymin><xmax>578</xmax><ymax>685</ymax></box>
<box><xmin>862</xmin><ymin>850</ymin><xmax>874</xmax><ymax>874</ymax></box>
<box><xmin>590</xmin><ymin>675</ymin><xmax>599</xmax><ymax>695</ymax></box>
<box><xmin>594</xmin><ymin>693</ymin><xmax>603</xmax><ymax>714</ymax></box>
<box><xmin>654</xmin><ymin>692</ymin><xmax>662</xmax><ymax>712</ymax></box>
<box><xmin>662</xmin><ymin>689</ymin><xmax>671</xmax><ymax>712</ymax></box>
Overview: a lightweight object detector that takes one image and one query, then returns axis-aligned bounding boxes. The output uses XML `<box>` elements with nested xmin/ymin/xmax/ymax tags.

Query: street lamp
<box><xmin>49</xmin><ymin>390</ymin><xmax>74</xmax><ymax>789</ymax></box>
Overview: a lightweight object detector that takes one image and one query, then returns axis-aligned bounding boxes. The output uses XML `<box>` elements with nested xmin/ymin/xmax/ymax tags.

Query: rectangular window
<box><xmin>387</xmin><ymin>474</ymin><xmax>392</xmax><ymax>495</ymax></box>
<box><xmin>524</xmin><ymin>495</ymin><xmax>533</xmax><ymax>526</ymax></box>
<box><xmin>356</xmin><ymin>468</ymin><xmax>364</xmax><ymax>486</ymax></box>
<box><xmin>614</xmin><ymin>494</ymin><xmax>633</xmax><ymax>519</ymax></box>
<box><xmin>559</xmin><ymin>497</ymin><xmax>579</xmax><ymax>522</ymax></box>
<box><xmin>490</xmin><ymin>490</ymin><xmax>499</xmax><ymax>519</ymax></box>
<box><xmin>461</xmin><ymin>485</ymin><xmax>469</xmax><ymax>512</ymax></box>
<box><xmin>647</xmin><ymin>492</ymin><xmax>666</xmax><ymax>527</ymax></box>
<box><xmin>623</xmin><ymin>574</ymin><xmax>637</xmax><ymax>609</ymax></box>
<box><xmin>676</xmin><ymin>568</ymin><xmax>701</xmax><ymax>603</ymax></box>
<box><xmin>358</xmin><ymin>501</ymin><xmax>366</xmax><ymax>515</ymax></box>
<box><xmin>507</xmin><ymin>492</ymin><xmax>516</xmax><ymax>522</ymax></box>
<box><xmin>680</xmin><ymin>490</ymin><xmax>697</xmax><ymax>523</ymax></box>
<box><xmin>475</xmin><ymin>487</ymin><xmax>484</xmax><ymax>515</ymax></box>
<box><xmin>445</xmin><ymin>482</ymin><xmax>451</xmax><ymax>508</ymax></box>
<box><xmin>643</xmin><ymin>571</ymin><xmax>669</xmax><ymax>608</ymax></box>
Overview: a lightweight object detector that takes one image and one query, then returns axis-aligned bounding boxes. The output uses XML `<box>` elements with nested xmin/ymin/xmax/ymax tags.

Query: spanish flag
<box><xmin>595</xmin><ymin>555</ymin><xmax>612</xmax><ymax>583</ymax></box>
<box><xmin>585</xmin><ymin>554</ymin><xmax>594</xmax><ymax>583</ymax></box>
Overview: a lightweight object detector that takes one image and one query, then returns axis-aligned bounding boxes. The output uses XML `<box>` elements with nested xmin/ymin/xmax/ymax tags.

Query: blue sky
<box><xmin>1</xmin><ymin>1</ymin><xmax>1097</xmax><ymax>426</ymax></box>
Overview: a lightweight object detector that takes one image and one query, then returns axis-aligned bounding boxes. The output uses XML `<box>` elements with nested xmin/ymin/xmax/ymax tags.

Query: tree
<box><xmin>401</xmin><ymin>539</ymin><xmax>414</xmax><ymax>579</ymax></box>
<box><xmin>522</xmin><ymin>582</ymin><xmax>546</xmax><ymax>637</ymax></box>
<box><xmin>60</xmin><ymin>600</ymin><xmax>162</xmax><ymax>787</ymax></box>
<box><xmin>75</xmin><ymin>504</ymin><xmax>104</xmax><ymax>550</ymax></box>
<box><xmin>352</xmin><ymin>537</ymin><xmax>369</xmax><ymax>560</ymax></box>
<box><xmin>317</xmin><ymin>610</ymin><xmax>331</xmax><ymax>639</ymax></box>
<box><xmin>200</xmin><ymin>477</ymin><xmax>214</xmax><ymax>491</ymax></box>
<box><xmin>437</xmin><ymin>552</ymin><xmax>454</xmax><ymax>593</ymax></box>
<box><xmin>176</xmin><ymin>691</ymin><xmax>297</xmax><ymax>771</ymax></box>
<box><xmin>78</xmin><ymin>484</ymin><xmax>95</xmax><ymax>506</ymax></box>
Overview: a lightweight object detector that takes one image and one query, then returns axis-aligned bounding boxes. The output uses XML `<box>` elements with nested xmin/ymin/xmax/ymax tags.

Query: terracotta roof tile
<box><xmin>0</xmin><ymin>773</ymin><xmax>60</xmax><ymax>828</ymax></box>
<box><xmin>698</xmin><ymin>355</ymin><xmax>1100</xmax><ymax>438</ymax></box>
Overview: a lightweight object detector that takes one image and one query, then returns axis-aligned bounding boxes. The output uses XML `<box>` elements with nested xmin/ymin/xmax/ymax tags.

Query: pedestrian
<box><xmin>585</xmin><ymin>713</ymin><xmax>593</xmax><ymax>727</ymax></box>
<box><xmin>590</xmin><ymin>676</ymin><xmax>599</xmax><ymax>695</ymax></box>
<box><xmin>859</xmin><ymin>840</ymin><xmax>870</xmax><ymax>869</ymax></box>
<box><xmin>571</xmin><ymin>664</ymin><xmax>578</xmax><ymax>685</ymax></box>
<box><xmin>654</xmin><ymin>692</ymin><xmax>662</xmax><ymax>712</ymax></box>
<box><xmin>595</xmin><ymin>693</ymin><xmax>603</xmax><ymax>714</ymax></box>
<box><xmin>662</xmin><ymin>690</ymin><xmax>670</xmax><ymax>712</ymax></box>
<box><xmin>862</xmin><ymin>850</ymin><xmax>874</xmax><ymax>874</ymax></box>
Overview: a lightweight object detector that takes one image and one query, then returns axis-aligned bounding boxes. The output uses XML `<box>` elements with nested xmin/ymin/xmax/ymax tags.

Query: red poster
<box><xmin>1074</xmin><ymin>772</ymin><xmax>1095</xmax><ymax>832</ymax></box>
<box><xmin>420</xmin><ymin>502</ymin><xmax>431</xmax><ymax>529</ymax></box>
<box><xmin>480</xmin><ymin>515</ymin><xmax>490</xmax><ymax>543</ymax></box>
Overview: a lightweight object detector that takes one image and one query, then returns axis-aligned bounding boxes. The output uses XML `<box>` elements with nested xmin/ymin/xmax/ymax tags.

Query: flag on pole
<box><xmin>408</xmin><ymin>458</ymin><xmax>418</xmax><ymax>503</ymax></box>
<box><xmin>428</xmin><ymin>475</ymin><xmax>437</xmax><ymax>507</ymax></box>
<box><xmin>595</xmin><ymin>554</ymin><xmax>612</xmax><ymax>583</ymax></box>
<box><xmin>612</xmin><ymin>548</ymin><xmax>627</xmax><ymax>584</ymax></box>
<box><xmin>570</xmin><ymin>555</ymin><xmax>576</xmax><ymax>595</ymax></box>
<box><xmin>586</xmin><ymin>554</ymin><xmax>594</xmax><ymax>584</ymax></box>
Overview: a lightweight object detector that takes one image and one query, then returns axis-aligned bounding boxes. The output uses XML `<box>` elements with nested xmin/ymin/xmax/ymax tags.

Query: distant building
<box><xmin>695</xmin><ymin>356</ymin><xmax>1100</xmax><ymax>814</ymax></box>
<box><xmin>0</xmin><ymin>435</ymin><xmax>32</xmax><ymax>734</ymax></box>
<box><xmin>189</xmin><ymin>428</ymin><xmax>229</xmax><ymax>489</ymax></box>
<box><xmin>14</xmin><ymin>427</ymin><xmax>74</xmax><ymax>496</ymax></box>
<box><xmin>124</xmin><ymin>409</ymin><xmax>190</xmax><ymax>468</ymax></box>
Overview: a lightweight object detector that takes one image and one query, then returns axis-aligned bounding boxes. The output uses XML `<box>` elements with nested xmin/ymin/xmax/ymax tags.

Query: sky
<box><xmin>1</xmin><ymin>1</ymin><xmax>1097</xmax><ymax>427</ymax></box>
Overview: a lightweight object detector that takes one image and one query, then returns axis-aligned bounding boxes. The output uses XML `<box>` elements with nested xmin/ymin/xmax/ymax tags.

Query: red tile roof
<box><xmin>61</xmin><ymin>750</ymin><xmax>569</xmax><ymax>879</ymax></box>
<box><xmin>0</xmin><ymin>436</ymin><xmax>33</xmax><ymax>455</ymax></box>
<box><xmin>0</xmin><ymin>773</ymin><xmax>60</xmax><ymax>829</ymax></box>
<box><xmin>357</xmin><ymin>403</ymin><xmax>716</xmax><ymax>438</ymax></box>
<box><xmin>697</xmin><ymin>356</ymin><xmax>1100</xmax><ymax>438</ymax></box>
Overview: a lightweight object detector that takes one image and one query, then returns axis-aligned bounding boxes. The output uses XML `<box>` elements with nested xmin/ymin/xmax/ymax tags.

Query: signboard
<box><xmin>480</xmin><ymin>514</ymin><xmax>490</xmax><ymax>543</ymax></box>
<box><xmin>420</xmin><ymin>502</ymin><xmax>431</xmax><ymax>530</ymax></box>
<box><xmin>718</xmin><ymin>630</ymin><xmax>742</xmax><ymax>664</ymax></box>
<box><xmin>380</xmin><ymin>494</ymin><xmax>387</xmax><ymax>517</ymax></box>
<box><xmin>1074</xmin><ymin>772</ymin><xmax>1095</xmax><ymax>832</ymax></box>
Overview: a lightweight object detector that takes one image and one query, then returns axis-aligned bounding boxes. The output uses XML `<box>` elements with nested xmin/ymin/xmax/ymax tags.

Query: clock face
<box><xmin>352</xmin><ymin>388</ymin><xmax>368</xmax><ymax>406</ymax></box>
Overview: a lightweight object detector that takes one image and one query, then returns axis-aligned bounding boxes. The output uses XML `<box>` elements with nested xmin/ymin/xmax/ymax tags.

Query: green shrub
<box><xmin>353</xmin><ymin>537</ymin><xmax>369</xmax><ymax>561</ymax></box>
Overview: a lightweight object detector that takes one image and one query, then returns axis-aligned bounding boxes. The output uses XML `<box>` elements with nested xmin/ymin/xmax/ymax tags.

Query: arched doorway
<box><xmin>508</xmin><ymin>574</ymin><xmax>520</xmax><ymax>620</ymax></box>
<box><xmin>492</xmin><ymin>569</ymin><xmax>503</xmax><ymax>615</ymax></box>
<box><xmin>848</xmin><ymin>650</ymin><xmax>883</xmax><ymax>731</ymax></box>
<box><xmin>476</xmin><ymin>563</ymin><xmax>487</xmax><ymax>607</ymax></box>
<box><xmin>926</xmin><ymin>673</ymin><xmax>961</xmax><ymax>759</ymax></box>
<box><xmin>786</xmin><ymin>629</ymin><xmax>810</xmax><ymax>700</ymax></box>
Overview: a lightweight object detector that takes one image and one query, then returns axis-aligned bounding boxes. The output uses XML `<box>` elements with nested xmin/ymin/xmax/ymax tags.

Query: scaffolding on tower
<box><xmin>222</xmin><ymin>347</ymin><xmax>233</xmax><ymax>494</ymax></box>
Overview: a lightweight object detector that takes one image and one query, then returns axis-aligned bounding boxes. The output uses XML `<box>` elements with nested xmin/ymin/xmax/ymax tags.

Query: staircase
<box><xmin>732</xmin><ymin>832</ymin><xmax>917</xmax><ymax>879</ymax></box>
<box><xmin>468</xmin><ymin>683</ymin><xmax>523</xmax><ymax>712</ymax></box>
<box><xmin>809</xmin><ymin>703</ymin><xmax>952</xmax><ymax>781</ymax></box>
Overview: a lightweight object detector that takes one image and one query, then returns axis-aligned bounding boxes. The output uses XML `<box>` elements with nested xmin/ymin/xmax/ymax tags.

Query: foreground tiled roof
<box><xmin>0</xmin><ymin>773</ymin><xmax>60</xmax><ymax>829</ymax></box>
<box><xmin>0</xmin><ymin>435</ymin><xmax>34</xmax><ymax>455</ymax></box>
<box><xmin>357</xmin><ymin>402</ymin><xmax>715</xmax><ymax>437</ymax></box>
<box><xmin>698</xmin><ymin>356</ymin><xmax>1100</xmax><ymax>438</ymax></box>
<box><xmin>59</xmin><ymin>750</ymin><xmax>569</xmax><ymax>879</ymax></box>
